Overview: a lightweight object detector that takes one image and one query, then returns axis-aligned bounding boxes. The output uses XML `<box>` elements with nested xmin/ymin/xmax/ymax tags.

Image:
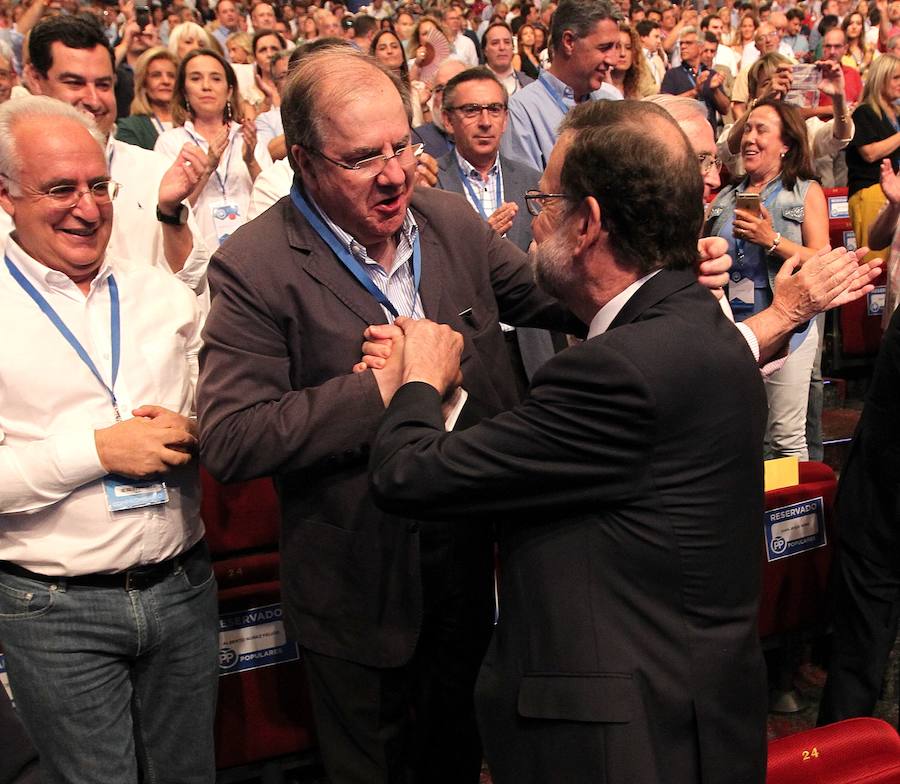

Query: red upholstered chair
<box><xmin>767</xmin><ymin>718</ymin><xmax>900</xmax><ymax>783</ymax></box>
<box><xmin>759</xmin><ymin>462</ymin><xmax>838</xmax><ymax>639</ymax></box>
<box><xmin>200</xmin><ymin>469</ymin><xmax>280</xmax><ymax>557</ymax></box>
<box><xmin>823</xmin><ymin>188</ymin><xmax>887</xmax><ymax>362</ymax></box>
<box><xmin>215</xmin><ymin>581</ymin><xmax>318</xmax><ymax>772</ymax></box>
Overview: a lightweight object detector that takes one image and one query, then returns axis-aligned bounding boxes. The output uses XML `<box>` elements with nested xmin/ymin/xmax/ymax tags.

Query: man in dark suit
<box><xmin>197</xmin><ymin>46</ymin><xmax>580</xmax><ymax>784</ymax></box>
<box><xmin>366</xmin><ymin>100</ymin><xmax>769</xmax><ymax>784</ymax></box>
<box><xmin>435</xmin><ymin>66</ymin><xmax>559</xmax><ymax>386</ymax></box>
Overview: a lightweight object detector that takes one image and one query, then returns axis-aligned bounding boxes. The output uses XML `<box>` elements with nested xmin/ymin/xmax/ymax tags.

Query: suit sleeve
<box><xmin>198</xmin><ymin>252</ymin><xmax>385</xmax><ymax>483</ymax></box>
<box><xmin>370</xmin><ymin>341</ymin><xmax>655</xmax><ymax>519</ymax></box>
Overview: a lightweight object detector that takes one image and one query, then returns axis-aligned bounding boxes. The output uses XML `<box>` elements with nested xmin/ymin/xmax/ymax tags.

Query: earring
<box><xmin>224</xmin><ymin>101</ymin><xmax>233</xmax><ymax>122</ymax></box>
<box><xmin>185</xmin><ymin>98</ymin><xmax>194</xmax><ymax>117</ymax></box>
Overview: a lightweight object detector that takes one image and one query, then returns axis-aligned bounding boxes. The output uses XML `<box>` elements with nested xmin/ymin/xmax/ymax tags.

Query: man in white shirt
<box><xmin>443</xmin><ymin>5</ymin><xmax>479</xmax><ymax>66</ymax></box>
<box><xmin>26</xmin><ymin>15</ymin><xmax>210</xmax><ymax>294</ymax></box>
<box><xmin>482</xmin><ymin>20</ymin><xmax>534</xmax><ymax>97</ymax></box>
<box><xmin>0</xmin><ymin>95</ymin><xmax>217</xmax><ymax>784</ymax></box>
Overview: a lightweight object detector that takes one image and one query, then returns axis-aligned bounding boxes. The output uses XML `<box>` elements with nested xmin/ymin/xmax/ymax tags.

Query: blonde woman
<box><xmin>116</xmin><ymin>46</ymin><xmax>178</xmax><ymax>149</ymax></box>
<box><xmin>847</xmin><ymin>54</ymin><xmax>900</xmax><ymax>254</ymax></box>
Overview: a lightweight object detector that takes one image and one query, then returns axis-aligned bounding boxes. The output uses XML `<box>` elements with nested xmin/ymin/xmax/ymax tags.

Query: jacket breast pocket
<box><xmin>517</xmin><ymin>672</ymin><xmax>636</xmax><ymax>723</ymax></box>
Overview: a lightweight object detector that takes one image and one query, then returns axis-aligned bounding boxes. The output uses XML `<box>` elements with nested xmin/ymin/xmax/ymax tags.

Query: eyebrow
<box><xmin>341</xmin><ymin>136</ymin><xmax>411</xmax><ymax>159</ymax></box>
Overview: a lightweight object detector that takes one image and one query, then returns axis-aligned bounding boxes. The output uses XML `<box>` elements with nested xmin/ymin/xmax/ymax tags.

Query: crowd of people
<box><xmin>0</xmin><ymin>0</ymin><xmax>896</xmax><ymax>781</ymax></box>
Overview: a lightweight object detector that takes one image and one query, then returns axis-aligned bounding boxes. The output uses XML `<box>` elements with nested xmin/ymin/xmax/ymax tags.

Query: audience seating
<box><xmin>759</xmin><ymin>462</ymin><xmax>838</xmax><ymax>639</ymax></box>
<box><xmin>767</xmin><ymin>717</ymin><xmax>900</xmax><ymax>783</ymax></box>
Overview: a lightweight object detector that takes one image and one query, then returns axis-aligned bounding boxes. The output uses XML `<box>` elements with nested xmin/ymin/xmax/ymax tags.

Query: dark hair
<box><xmin>818</xmin><ymin>14</ymin><xmax>838</xmax><ymax>35</ymax></box>
<box><xmin>442</xmin><ymin>65</ymin><xmax>506</xmax><ymax>111</ymax></box>
<box><xmin>29</xmin><ymin>14</ymin><xmax>114</xmax><ymax>78</ymax></box>
<box><xmin>482</xmin><ymin>19</ymin><xmax>513</xmax><ymax>51</ymax></box>
<box><xmin>702</xmin><ymin>30</ymin><xmax>718</xmax><ymax>45</ymax></box>
<box><xmin>559</xmin><ymin>100</ymin><xmax>702</xmax><ymax>274</ymax></box>
<box><xmin>172</xmin><ymin>47</ymin><xmax>242</xmax><ymax>126</ymax></box>
<box><xmin>747</xmin><ymin>98</ymin><xmax>816</xmax><ymax>189</ymax></box>
<box><xmin>252</xmin><ymin>28</ymin><xmax>287</xmax><ymax>55</ymax></box>
<box><xmin>635</xmin><ymin>19</ymin><xmax>659</xmax><ymax>37</ymax></box>
<box><xmin>786</xmin><ymin>8</ymin><xmax>805</xmax><ymax>22</ymax></box>
<box><xmin>699</xmin><ymin>14</ymin><xmax>716</xmax><ymax>29</ymax></box>
<box><xmin>841</xmin><ymin>11</ymin><xmax>864</xmax><ymax>42</ymax></box>
<box><xmin>549</xmin><ymin>0</ymin><xmax>619</xmax><ymax>54</ymax></box>
<box><xmin>353</xmin><ymin>14</ymin><xmax>379</xmax><ymax>37</ymax></box>
<box><xmin>370</xmin><ymin>29</ymin><xmax>410</xmax><ymax>87</ymax></box>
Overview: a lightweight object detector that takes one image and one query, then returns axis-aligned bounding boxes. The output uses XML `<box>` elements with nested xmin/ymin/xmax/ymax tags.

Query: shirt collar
<box><xmin>586</xmin><ymin>269</ymin><xmax>661</xmax><ymax>339</ymax></box>
<box><xmin>454</xmin><ymin>148</ymin><xmax>500</xmax><ymax>182</ymax></box>
<box><xmin>6</xmin><ymin>235</ymin><xmax>113</xmax><ymax>297</ymax></box>
<box><xmin>541</xmin><ymin>69</ymin><xmax>578</xmax><ymax>101</ymax></box>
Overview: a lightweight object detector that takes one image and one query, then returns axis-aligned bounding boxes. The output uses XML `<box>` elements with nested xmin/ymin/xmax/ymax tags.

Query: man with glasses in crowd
<box><xmin>660</xmin><ymin>25</ymin><xmax>729</xmax><ymax>130</ymax></box>
<box><xmin>199</xmin><ymin>45</ymin><xmax>581</xmax><ymax>784</ymax></box>
<box><xmin>412</xmin><ymin>57</ymin><xmax>466</xmax><ymax>157</ymax></box>
<box><xmin>731</xmin><ymin>20</ymin><xmax>795</xmax><ymax>117</ymax></box>
<box><xmin>436</xmin><ymin>67</ymin><xmax>560</xmax><ymax>388</ymax></box>
<box><xmin>0</xmin><ymin>95</ymin><xmax>217</xmax><ymax>784</ymax></box>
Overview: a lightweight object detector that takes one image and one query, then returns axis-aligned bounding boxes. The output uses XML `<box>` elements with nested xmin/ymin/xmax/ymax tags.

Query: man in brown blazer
<box><xmin>197</xmin><ymin>47</ymin><xmax>579</xmax><ymax>784</ymax></box>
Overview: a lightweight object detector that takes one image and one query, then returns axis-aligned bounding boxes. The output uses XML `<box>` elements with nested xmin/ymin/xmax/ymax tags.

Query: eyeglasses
<box><xmin>524</xmin><ymin>189</ymin><xmax>566</xmax><ymax>217</ymax></box>
<box><xmin>697</xmin><ymin>153</ymin><xmax>723</xmax><ymax>175</ymax></box>
<box><xmin>307</xmin><ymin>142</ymin><xmax>425</xmax><ymax>178</ymax></box>
<box><xmin>4</xmin><ymin>178</ymin><xmax>120</xmax><ymax>208</ymax></box>
<box><xmin>679</xmin><ymin>38</ymin><xmax>699</xmax><ymax>46</ymax></box>
<box><xmin>444</xmin><ymin>102</ymin><xmax>508</xmax><ymax>120</ymax></box>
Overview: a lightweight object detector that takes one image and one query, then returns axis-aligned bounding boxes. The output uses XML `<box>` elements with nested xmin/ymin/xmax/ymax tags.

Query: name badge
<box><xmin>728</xmin><ymin>275</ymin><xmax>755</xmax><ymax>310</ymax></box>
<box><xmin>211</xmin><ymin>202</ymin><xmax>243</xmax><ymax>245</ymax></box>
<box><xmin>103</xmin><ymin>475</ymin><xmax>169</xmax><ymax>511</ymax></box>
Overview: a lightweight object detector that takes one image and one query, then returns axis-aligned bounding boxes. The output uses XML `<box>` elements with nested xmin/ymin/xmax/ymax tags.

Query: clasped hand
<box><xmin>353</xmin><ymin>317</ymin><xmax>464</xmax><ymax>407</ymax></box>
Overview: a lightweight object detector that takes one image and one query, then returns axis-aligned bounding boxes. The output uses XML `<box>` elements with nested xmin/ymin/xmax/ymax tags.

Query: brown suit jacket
<box><xmin>198</xmin><ymin>185</ymin><xmax>579</xmax><ymax>667</ymax></box>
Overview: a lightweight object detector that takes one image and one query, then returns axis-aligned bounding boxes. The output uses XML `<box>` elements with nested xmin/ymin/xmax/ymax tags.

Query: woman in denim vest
<box><xmin>706</xmin><ymin>99</ymin><xmax>829</xmax><ymax>459</ymax></box>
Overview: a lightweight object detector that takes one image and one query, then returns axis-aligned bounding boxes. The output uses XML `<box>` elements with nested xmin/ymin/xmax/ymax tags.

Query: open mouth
<box><xmin>60</xmin><ymin>226</ymin><xmax>98</xmax><ymax>238</ymax></box>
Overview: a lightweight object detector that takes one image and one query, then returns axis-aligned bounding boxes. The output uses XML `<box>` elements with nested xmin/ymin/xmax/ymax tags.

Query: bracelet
<box><xmin>766</xmin><ymin>232</ymin><xmax>782</xmax><ymax>254</ymax></box>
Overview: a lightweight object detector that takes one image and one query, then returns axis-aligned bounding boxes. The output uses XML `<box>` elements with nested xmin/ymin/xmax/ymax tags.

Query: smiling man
<box><xmin>0</xmin><ymin>95</ymin><xmax>217</xmax><ymax>784</ymax></box>
<box><xmin>198</xmin><ymin>46</ymin><xmax>581</xmax><ymax>784</ymax></box>
<box><xmin>25</xmin><ymin>15</ymin><xmax>210</xmax><ymax>293</ymax></box>
<box><xmin>501</xmin><ymin>0</ymin><xmax>622</xmax><ymax>171</ymax></box>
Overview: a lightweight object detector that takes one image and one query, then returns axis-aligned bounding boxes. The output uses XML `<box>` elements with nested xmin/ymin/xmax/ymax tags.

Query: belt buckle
<box><xmin>124</xmin><ymin>568</ymin><xmax>156</xmax><ymax>592</ymax></box>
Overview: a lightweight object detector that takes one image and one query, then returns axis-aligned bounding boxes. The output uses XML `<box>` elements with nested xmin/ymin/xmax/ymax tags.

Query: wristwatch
<box><xmin>156</xmin><ymin>204</ymin><xmax>188</xmax><ymax>226</ymax></box>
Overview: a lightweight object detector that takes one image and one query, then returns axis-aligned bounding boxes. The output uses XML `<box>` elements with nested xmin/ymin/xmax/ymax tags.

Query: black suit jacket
<box><xmin>198</xmin><ymin>186</ymin><xmax>580</xmax><ymax>668</ymax></box>
<box><xmin>370</xmin><ymin>269</ymin><xmax>769</xmax><ymax>784</ymax></box>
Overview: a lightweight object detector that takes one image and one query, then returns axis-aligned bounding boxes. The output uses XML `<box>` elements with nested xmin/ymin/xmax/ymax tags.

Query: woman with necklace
<box><xmin>116</xmin><ymin>46</ymin><xmax>178</xmax><ymax>150</ymax></box>
<box><xmin>847</xmin><ymin>54</ymin><xmax>900</xmax><ymax>254</ymax></box>
<box><xmin>155</xmin><ymin>48</ymin><xmax>260</xmax><ymax>251</ymax></box>
<box><xmin>841</xmin><ymin>11</ymin><xmax>876</xmax><ymax>78</ymax></box>
<box><xmin>705</xmin><ymin>99</ymin><xmax>828</xmax><ymax>459</ymax></box>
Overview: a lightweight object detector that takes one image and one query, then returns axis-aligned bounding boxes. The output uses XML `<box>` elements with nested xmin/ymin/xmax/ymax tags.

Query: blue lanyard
<box><xmin>734</xmin><ymin>178</ymin><xmax>784</xmax><ymax>266</ymax></box>
<box><xmin>682</xmin><ymin>63</ymin><xmax>697</xmax><ymax>87</ymax></box>
<box><xmin>456</xmin><ymin>157</ymin><xmax>503</xmax><ymax>221</ymax></box>
<box><xmin>6</xmin><ymin>255</ymin><xmax>122</xmax><ymax>420</ymax></box>
<box><xmin>185</xmin><ymin>125</ymin><xmax>235</xmax><ymax>197</ymax></box>
<box><xmin>538</xmin><ymin>72</ymin><xmax>571</xmax><ymax>116</ymax></box>
<box><xmin>289</xmin><ymin>183</ymin><xmax>421</xmax><ymax>320</ymax></box>
<box><xmin>151</xmin><ymin>114</ymin><xmax>166</xmax><ymax>134</ymax></box>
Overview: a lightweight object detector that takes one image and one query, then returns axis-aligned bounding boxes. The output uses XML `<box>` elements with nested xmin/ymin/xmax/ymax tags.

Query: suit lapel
<box><xmin>411</xmin><ymin>205</ymin><xmax>444</xmax><ymax>320</ymax></box>
<box><xmin>607</xmin><ymin>268</ymin><xmax>697</xmax><ymax>331</ymax></box>
<box><xmin>437</xmin><ymin>151</ymin><xmax>466</xmax><ymax>197</ymax></box>
<box><xmin>283</xmin><ymin>199</ymin><xmax>391</xmax><ymax>326</ymax></box>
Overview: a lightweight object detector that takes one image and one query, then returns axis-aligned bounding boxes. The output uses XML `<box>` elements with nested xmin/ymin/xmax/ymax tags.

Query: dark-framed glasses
<box><xmin>445</xmin><ymin>102</ymin><xmax>508</xmax><ymax>120</ymax></box>
<box><xmin>307</xmin><ymin>142</ymin><xmax>424</xmax><ymax>179</ymax></box>
<box><xmin>524</xmin><ymin>189</ymin><xmax>566</xmax><ymax>217</ymax></box>
<box><xmin>5</xmin><ymin>178</ymin><xmax>120</xmax><ymax>208</ymax></box>
<box><xmin>697</xmin><ymin>153</ymin><xmax>723</xmax><ymax>176</ymax></box>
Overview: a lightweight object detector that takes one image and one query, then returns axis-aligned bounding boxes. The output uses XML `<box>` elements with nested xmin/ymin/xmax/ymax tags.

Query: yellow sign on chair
<box><xmin>764</xmin><ymin>457</ymin><xmax>800</xmax><ymax>492</ymax></box>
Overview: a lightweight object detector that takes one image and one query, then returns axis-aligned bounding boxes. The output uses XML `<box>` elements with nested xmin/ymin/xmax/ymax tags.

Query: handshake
<box><xmin>352</xmin><ymin>316</ymin><xmax>465</xmax><ymax>408</ymax></box>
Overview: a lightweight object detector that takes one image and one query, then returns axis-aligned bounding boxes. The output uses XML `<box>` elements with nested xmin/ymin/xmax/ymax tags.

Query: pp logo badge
<box><xmin>218</xmin><ymin>647</ymin><xmax>239</xmax><ymax>671</ymax></box>
<box><xmin>771</xmin><ymin>536</ymin><xmax>786</xmax><ymax>554</ymax></box>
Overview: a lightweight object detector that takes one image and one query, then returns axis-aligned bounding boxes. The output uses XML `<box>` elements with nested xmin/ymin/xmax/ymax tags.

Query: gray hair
<box><xmin>643</xmin><ymin>93</ymin><xmax>708</xmax><ymax>130</ymax></box>
<box><xmin>281</xmin><ymin>47</ymin><xmax>411</xmax><ymax>174</ymax></box>
<box><xmin>680</xmin><ymin>25</ymin><xmax>699</xmax><ymax>37</ymax></box>
<box><xmin>550</xmin><ymin>0</ymin><xmax>620</xmax><ymax>54</ymax></box>
<box><xmin>0</xmin><ymin>96</ymin><xmax>105</xmax><ymax>191</ymax></box>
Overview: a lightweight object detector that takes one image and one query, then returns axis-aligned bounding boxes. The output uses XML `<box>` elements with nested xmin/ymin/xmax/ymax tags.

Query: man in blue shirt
<box><xmin>500</xmin><ymin>0</ymin><xmax>621</xmax><ymax>171</ymax></box>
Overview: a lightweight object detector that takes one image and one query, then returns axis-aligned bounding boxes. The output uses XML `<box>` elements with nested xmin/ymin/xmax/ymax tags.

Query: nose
<box><xmin>72</xmin><ymin>188</ymin><xmax>102</xmax><ymax>221</ymax></box>
<box><xmin>80</xmin><ymin>82</ymin><xmax>102</xmax><ymax>109</ymax></box>
<box><xmin>377</xmin><ymin>152</ymin><xmax>408</xmax><ymax>186</ymax></box>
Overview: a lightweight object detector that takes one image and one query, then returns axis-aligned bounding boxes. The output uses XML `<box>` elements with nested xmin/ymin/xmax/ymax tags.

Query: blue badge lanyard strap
<box><xmin>288</xmin><ymin>184</ymin><xmax>421</xmax><ymax>320</ymax></box>
<box><xmin>683</xmin><ymin>63</ymin><xmax>698</xmax><ymax>88</ymax></box>
<box><xmin>734</xmin><ymin>178</ymin><xmax>784</xmax><ymax>268</ymax></box>
<box><xmin>5</xmin><ymin>256</ymin><xmax>122</xmax><ymax>420</ymax></box>
<box><xmin>456</xmin><ymin>158</ymin><xmax>503</xmax><ymax>221</ymax></box>
<box><xmin>538</xmin><ymin>72</ymin><xmax>571</xmax><ymax>116</ymax></box>
<box><xmin>184</xmin><ymin>125</ymin><xmax>236</xmax><ymax>198</ymax></box>
<box><xmin>151</xmin><ymin>114</ymin><xmax>166</xmax><ymax>134</ymax></box>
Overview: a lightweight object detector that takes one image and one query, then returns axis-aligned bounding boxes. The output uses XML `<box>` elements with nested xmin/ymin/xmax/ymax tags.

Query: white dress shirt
<box><xmin>0</xmin><ymin>240</ymin><xmax>204</xmax><ymax>575</ymax></box>
<box><xmin>155</xmin><ymin>121</ymin><xmax>253</xmax><ymax>253</ymax></box>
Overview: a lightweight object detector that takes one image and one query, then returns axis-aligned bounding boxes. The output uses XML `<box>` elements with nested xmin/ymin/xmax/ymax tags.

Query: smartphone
<box><xmin>735</xmin><ymin>192</ymin><xmax>760</xmax><ymax>216</ymax></box>
<box><xmin>136</xmin><ymin>4</ymin><xmax>150</xmax><ymax>29</ymax></box>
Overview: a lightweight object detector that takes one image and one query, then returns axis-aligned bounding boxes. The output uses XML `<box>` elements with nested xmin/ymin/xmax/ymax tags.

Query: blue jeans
<box><xmin>0</xmin><ymin>542</ymin><xmax>219</xmax><ymax>784</ymax></box>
